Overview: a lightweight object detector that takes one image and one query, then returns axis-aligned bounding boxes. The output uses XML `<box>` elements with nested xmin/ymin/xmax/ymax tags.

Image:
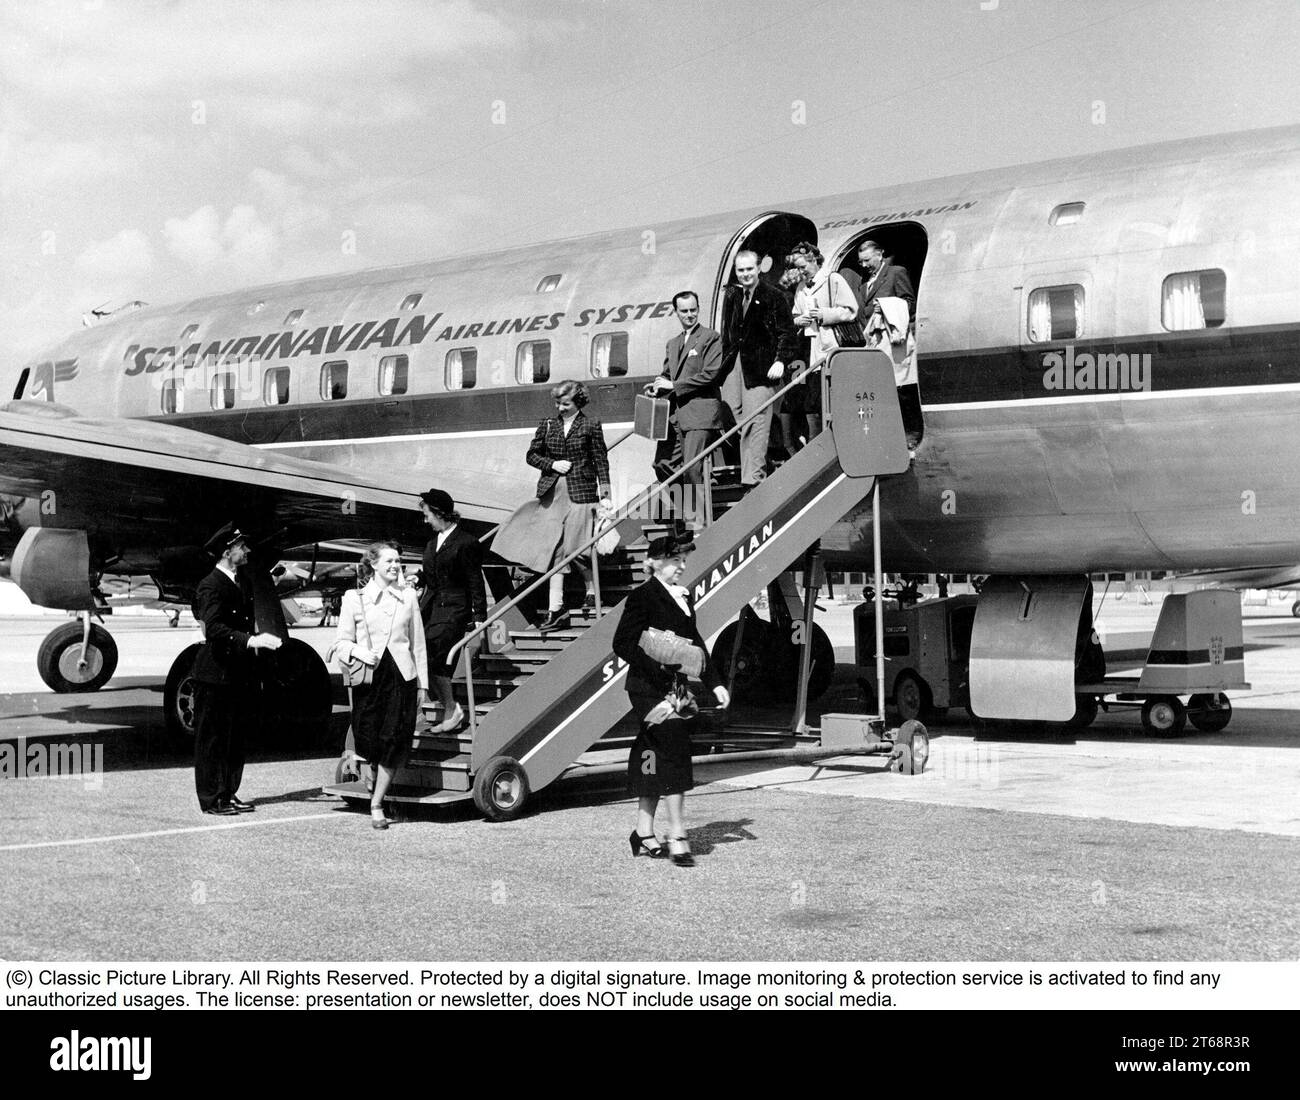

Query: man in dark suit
<box><xmin>647</xmin><ymin>290</ymin><xmax>725</xmax><ymax>524</ymax></box>
<box><xmin>419</xmin><ymin>488</ymin><xmax>487</xmax><ymax>732</ymax></box>
<box><xmin>855</xmin><ymin>238</ymin><xmax>916</xmax><ymax>323</ymax></box>
<box><xmin>192</xmin><ymin>525</ymin><xmax>282</xmax><ymax>815</ymax></box>
<box><xmin>720</xmin><ymin>250</ymin><xmax>801</xmax><ymax>488</ymax></box>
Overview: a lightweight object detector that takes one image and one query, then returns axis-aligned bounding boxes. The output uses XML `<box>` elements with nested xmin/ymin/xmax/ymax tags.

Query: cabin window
<box><xmin>1162</xmin><ymin>269</ymin><xmax>1226</xmax><ymax>331</ymax></box>
<box><xmin>321</xmin><ymin>360</ymin><xmax>348</xmax><ymax>400</ymax></box>
<box><xmin>263</xmin><ymin>367</ymin><xmax>290</xmax><ymax>406</ymax></box>
<box><xmin>1049</xmin><ymin>202</ymin><xmax>1085</xmax><ymax>226</ymax></box>
<box><xmin>209</xmin><ymin>372</ymin><xmax>236</xmax><ymax>410</ymax></box>
<box><xmin>283</xmin><ymin>308</ymin><xmax>304</xmax><ymax>326</ymax></box>
<box><xmin>161</xmin><ymin>378</ymin><xmax>184</xmax><ymax>414</ymax></box>
<box><xmin>516</xmin><ymin>340</ymin><xmax>551</xmax><ymax>384</ymax></box>
<box><xmin>445</xmin><ymin>348</ymin><xmax>477</xmax><ymax>390</ymax></box>
<box><xmin>535</xmin><ymin>274</ymin><xmax>562</xmax><ymax>293</ymax></box>
<box><xmin>590</xmin><ymin>332</ymin><xmax>629</xmax><ymax>377</ymax></box>
<box><xmin>400</xmin><ymin>293</ymin><xmax>422</xmax><ymax>311</ymax></box>
<box><xmin>1027</xmin><ymin>284</ymin><xmax>1085</xmax><ymax>342</ymax></box>
<box><xmin>378</xmin><ymin>354</ymin><xmax>409</xmax><ymax>396</ymax></box>
<box><xmin>180</xmin><ymin>323</ymin><xmax>199</xmax><ymax>343</ymax></box>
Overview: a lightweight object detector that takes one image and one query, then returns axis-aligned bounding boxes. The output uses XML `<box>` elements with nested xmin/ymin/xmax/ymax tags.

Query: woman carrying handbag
<box><xmin>788</xmin><ymin>241</ymin><xmax>859</xmax><ymax>440</ymax></box>
<box><xmin>332</xmin><ymin>541</ymin><xmax>428</xmax><ymax>829</ymax></box>
<box><xmin>612</xmin><ymin>533</ymin><xmax>729</xmax><ymax>866</ymax></box>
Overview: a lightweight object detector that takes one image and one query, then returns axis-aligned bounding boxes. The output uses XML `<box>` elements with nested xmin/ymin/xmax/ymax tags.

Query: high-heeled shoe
<box><xmin>629</xmin><ymin>830</ymin><xmax>665</xmax><ymax>858</ymax></box>
<box><xmin>668</xmin><ymin>836</ymin><xmax>694</xmax><ymax>866</ymax></box>
<box><xmin>537</xmin><ymin>609</ymin><xmax>569</xmax><ymax>632</ymax></box>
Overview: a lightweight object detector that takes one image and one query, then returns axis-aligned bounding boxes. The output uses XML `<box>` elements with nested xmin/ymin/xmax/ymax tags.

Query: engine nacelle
<box><xmin>11</xmin><ymin>527</ymin><xmax>95</xmax><ymax>610</ymax></box>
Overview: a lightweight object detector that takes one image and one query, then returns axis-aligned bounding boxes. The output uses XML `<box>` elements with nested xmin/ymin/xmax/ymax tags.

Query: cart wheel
<box><xmin>1066</xmin><ymin>694</ymin><xmax>1099</xmax><ymax>730</ymax></box>
<box><xmin>893</xmin><ymin>672</ymin><xmax>932</xmax><ymax>722</ymax></box>
<box><xmin>1187</xmin><ymin>692</ymin><xmax>1232</xmax><ymax>733</ymax></box>
<box><xmin>901</xmin><ymin>725</ymin><xmax>929</xmax><ymax>774</ymax></box>
<box><xmin>472</xmin><ymin>755</ymin><xmax>530</xmax><ymax>821</ymax></box>
<box><xmin>1141</xmin><ymin>695</ymin><xmax>1187</xmax><ymax>737</ymax></box>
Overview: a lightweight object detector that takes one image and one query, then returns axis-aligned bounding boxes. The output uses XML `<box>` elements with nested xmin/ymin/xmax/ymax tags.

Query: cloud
<box><xmin>73</xmin><ymin>228</ymin><xmax>154</xmax><ymax>282</ymax></box>
<box><xmin>163</xmin><ymin>205</ymin><xmax>224</xmax><ymax>268</ymax></box>
<box><xmin>1</xmin><ymin>1</ymin><xmax>534</xmax><ymax>128</ymax></box>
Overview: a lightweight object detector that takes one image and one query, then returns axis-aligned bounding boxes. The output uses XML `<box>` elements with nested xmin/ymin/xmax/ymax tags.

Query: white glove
<box><xmin>247</xmin><ymin>633</ymin><xmax>283</xmax><ymax>651</ymax></box>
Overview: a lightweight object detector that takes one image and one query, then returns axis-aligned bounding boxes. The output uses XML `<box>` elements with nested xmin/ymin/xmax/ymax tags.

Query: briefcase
<box><xmin>634</xmin><ymin>394</ymin><xmax>671</xmax><ymax>441</ymax></box>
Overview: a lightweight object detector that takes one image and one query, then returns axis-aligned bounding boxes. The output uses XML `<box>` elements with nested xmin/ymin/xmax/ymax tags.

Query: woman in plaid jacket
<box><xmin>491</xmin><ymin>380</ymin><xmax>614</xmax><ymax>629</ymax></box>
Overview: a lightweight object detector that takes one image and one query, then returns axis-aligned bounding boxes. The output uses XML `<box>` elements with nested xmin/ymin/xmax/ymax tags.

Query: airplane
<box><xmin>3</xmin><ymin>122</ymin><xmax>1298</xmax><ymax>741</ymax></box>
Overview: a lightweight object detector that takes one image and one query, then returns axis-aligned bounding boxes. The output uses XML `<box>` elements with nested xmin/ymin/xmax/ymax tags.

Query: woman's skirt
<box><xmin>626</xmin><ymin>713</ymin><xmax>697</xmax><ymax>797</ymax></box>
<box><xmin>491</xmin><ymin>477</ymin><xmax>593</xmax><ymax>573</ymax></box>
<box><xmin>351</xmin><ymin>650</ymin><xmax>419</xmax><ymax>770</ymax></box>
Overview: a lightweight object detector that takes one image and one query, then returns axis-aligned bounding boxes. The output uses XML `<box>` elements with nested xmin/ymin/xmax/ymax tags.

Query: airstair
<box><xmin>325</xmin><ymin>349</ymin><xmax>911</xmax><ymax>818</ymax></box>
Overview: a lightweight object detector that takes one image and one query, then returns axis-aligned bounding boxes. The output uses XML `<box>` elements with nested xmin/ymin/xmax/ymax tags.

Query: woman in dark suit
<box><xmin>492</xmin><ymin>380</ymin><xmax>614</xmax><ymax>630</ymax></box>
<box><xmin>612</xmin><ymin>534</ymin><xmax>730</xmax><ymax>865</ymax></box>
<box><xmin>418</xmin><ymin>488</ymin><xmax>487</xmax><ymax>733</ymax></box>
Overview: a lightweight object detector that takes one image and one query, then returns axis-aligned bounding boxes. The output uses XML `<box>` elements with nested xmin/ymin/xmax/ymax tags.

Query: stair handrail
<box><xmin>444</xmin><ymin>362</ymin><xmax>825</xmax><ymax>734</ymax></box>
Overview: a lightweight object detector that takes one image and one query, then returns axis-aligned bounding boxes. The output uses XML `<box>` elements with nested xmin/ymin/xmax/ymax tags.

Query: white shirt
<box><xmin>435</xmin><ymin>522</ymin><xmax>458</xmax><ymax>555</ymax></box>
<box><xmin>656</xmin><ymin>576</ymin><xmax>692</xmax><ymax>617</ymax></box>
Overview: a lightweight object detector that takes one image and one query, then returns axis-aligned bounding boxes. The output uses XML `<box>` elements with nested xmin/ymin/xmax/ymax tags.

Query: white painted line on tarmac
<box><xmin>0</xmin><ymin>811</ymin><xmax>349</xmax><ymax>853</ymax></box>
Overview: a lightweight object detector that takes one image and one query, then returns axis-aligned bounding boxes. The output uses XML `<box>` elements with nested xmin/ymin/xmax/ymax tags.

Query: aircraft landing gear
<box><xmin>36</xmin><ymin>616</ymin><xmax>118</xmax><ymax>693</ymax></box>
<box><xmin>163</xmin><ymin>638</ymin><xmax>334</xmax><ymax>748</ymax></box>
<box><xmin>714</xmin><ymin>606</ymin><xmax>835</xmax><ymax>704</ymax></box>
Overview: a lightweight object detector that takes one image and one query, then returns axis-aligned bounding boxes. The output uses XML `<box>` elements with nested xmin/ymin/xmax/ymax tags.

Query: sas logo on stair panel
<box><xmin>601</xmin><ymin>656</ymin><xmax>629</xmax><ymax>684</ymax></box>
<box><xmin>692</xmin><ymin>521</ymin><xmax>775</xmax><ymax>603</ymax></box>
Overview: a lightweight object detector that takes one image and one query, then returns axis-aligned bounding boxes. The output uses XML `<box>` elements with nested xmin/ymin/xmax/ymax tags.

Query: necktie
<box><xmin>743</xmin><ymin>288</ymin><xmax>753</xmax><ymax>316</ymax></box>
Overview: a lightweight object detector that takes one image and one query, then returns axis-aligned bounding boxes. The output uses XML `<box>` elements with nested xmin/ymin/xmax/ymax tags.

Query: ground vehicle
<box><xmin>854</xmin><ymin>595</ymin><xmax>977</xmax><ymax>721</ymax></box>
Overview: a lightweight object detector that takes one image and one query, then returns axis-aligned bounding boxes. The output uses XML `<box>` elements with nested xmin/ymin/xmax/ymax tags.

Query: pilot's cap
<box><xmin>203</xmin><ymin>522</ymin><xmax>248</xmax><ymax>555</ymax></box>
<box><xmin>419</xmin><ymin>488</ymin><xmax>455</xmax><ymax>516</ymax></box>
<box><xmin>646</xmin><ymin>534</ymin><xmax>695</xmax><ymax>560</ymax></box>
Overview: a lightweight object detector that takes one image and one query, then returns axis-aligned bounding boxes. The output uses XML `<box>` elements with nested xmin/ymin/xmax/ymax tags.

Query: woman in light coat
<box><xmin>334</xmin><ymin>541</ymin><xmax>428</xmax><ymax>829</ymax></box>
<box><xmin>788</xmin><ymin>241</ymin><xmax>857</xmax><ymax>439</ymax></box>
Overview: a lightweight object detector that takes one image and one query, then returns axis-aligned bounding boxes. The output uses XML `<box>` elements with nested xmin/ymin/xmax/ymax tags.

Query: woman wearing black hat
<box><xmin>418</xmin><ymin>489</ymin><xmax>486</xmax><ymax>733</ymax></box>
<box><xmin>612</xmin><ymin>535</ymin><xmax>729</xmax><ymax>865</ymax></box>
<box><xmin>491</xmin><ymin>380</ymin><xmax>614</xmax><ymax>630</ymax></box>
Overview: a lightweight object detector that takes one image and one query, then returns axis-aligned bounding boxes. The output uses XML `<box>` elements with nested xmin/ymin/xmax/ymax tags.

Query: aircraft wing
<box><xmin>1175</xmin><ymin>564</ymin><xmax>1300</xmax><ymax>590</ymax></box>
<box><xmin>0</xmin><ymin>400</ymin><xmax>512</xmax><ymax>569</ymax></box>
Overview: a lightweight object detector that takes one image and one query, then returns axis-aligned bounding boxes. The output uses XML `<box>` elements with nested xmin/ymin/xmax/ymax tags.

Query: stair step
<box><xmin>479</xmin><ymin>650</ymin><xmax>553</xmax><ymax>665</ymax></box>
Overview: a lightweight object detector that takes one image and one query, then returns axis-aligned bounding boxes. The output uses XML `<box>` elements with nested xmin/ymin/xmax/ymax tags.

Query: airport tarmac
<box><xmin>2</xmin><ymin>596</ymin><xmax>1298</xmax><ymax>961</ymax></box>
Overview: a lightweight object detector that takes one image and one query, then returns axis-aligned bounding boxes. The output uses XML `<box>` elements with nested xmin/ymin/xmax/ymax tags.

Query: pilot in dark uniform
<box><xmin>191</xmin><ymin>525</ymin><xmax>282</xmax><ymax>815</ymax></box>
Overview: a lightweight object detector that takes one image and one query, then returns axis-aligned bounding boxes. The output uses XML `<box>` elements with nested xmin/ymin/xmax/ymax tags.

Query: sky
<box><xmin>2</xmin><ymin>0</ymin><xmax>1297</xmax><ymax>370</ymax></box>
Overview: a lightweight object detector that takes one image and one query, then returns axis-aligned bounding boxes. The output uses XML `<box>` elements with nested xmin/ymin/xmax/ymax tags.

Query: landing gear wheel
<box><xmin>261</xmin><ymin>638</ymin><xmax>334</xmax><ymax>748</ymax></box>
<box><xmin>164</xmin><ymin>643</ymin><xmax>203</xmax><ymax>743</ymax></box>
<box><xmin>714</xmin><ymin>619</ymin><xmax>770</xmax><ymax>699</ymax></box>
<box><xmin>1141</xmin><ymin>695</ymin><xmax>1187</xmax><ymax>737</ymax></box>
<box><xmin>37</xmin><ymin>620</ymin><xmax>118</xmax><ymax>693</ymax></box>
<box><xmin>893</xmin><ymin>671</ymin><xmax>932</xmax><ymax>722</ymax></box>
<box><xmin>1066</xmin><ymin>693</ymin><xmax>1099</xmax><ymax>730</ymax></box>
<box><xmin>1186</xmin><ymin>692</ymin><xmax>1232</xmax><ymax>733</ymax></box>
<box><xmin>714</xmin><ymin>620</ymin><xmax>836</xmax><ymax>703</ymax></box>
<box><xmin>473</xmin><ymin>756</ymin><xmax>530</xmax><ymax>821</ymax></box>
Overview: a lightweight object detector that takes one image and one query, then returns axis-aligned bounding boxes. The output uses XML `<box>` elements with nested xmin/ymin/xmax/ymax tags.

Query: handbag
<box><xmin>638</xmin><ymin>627</ymin><xmax>705</xmax><ymax>679</ymax></box>
<box><xmin>594</xmin><ymin>506</ymin><xmax>621</xmax><ymax>555</ymax></box>
<box><xmin>825</xmin><ymin>273</ymin><xmax>866</xmax><ymax>348</ymax></box>
<box><xmin>335</xmin><ymin>590</ymin><xmax>375</xmax><ymax>688</ymax></box>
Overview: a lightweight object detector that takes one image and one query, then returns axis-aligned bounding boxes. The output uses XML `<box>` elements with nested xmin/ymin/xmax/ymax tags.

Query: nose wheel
<box><xmin>36</xmin><ymin>620</ymin><xmax>118</xmax><ymax>693</ymax></box>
